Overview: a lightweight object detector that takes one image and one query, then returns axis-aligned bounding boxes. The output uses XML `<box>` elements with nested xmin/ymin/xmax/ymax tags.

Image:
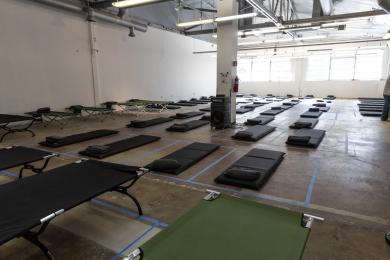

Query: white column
<box><xmin>217</xmin><ymin>0</ymin><xmax>238</xmax><ymax>124</ymax></box>
<box><xmin>88</xmin><ymin>21</ymin><xmax>101</xmax><ymax>106</ymax></box>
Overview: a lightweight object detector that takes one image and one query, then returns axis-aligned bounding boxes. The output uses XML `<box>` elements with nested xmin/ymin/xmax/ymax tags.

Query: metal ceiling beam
<box><xmin>182</xmin><ymin>6</ymin><xmax>216</xmax><ymax>13</ymax></box>
<box><xmin>319</xmin><ymin>0</ymin><xmax>332</xmax><ymax>16</ymax></box>
<box><xmin>245</xmin><ymin>0</ymin><xmax>280</xmax><ymax>25</ymax></box>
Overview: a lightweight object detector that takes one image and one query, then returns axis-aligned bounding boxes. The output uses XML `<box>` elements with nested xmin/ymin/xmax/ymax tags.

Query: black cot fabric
<box><xmin>79</xmin><ymin>135</ymin><xmax>160</xmax><ymax>159</ymax></box>
<box><xmin>286</xmin><ymin>129</ymin><xmax>326</xmax><ymax>148</ymax></box>
<box><xmin>171</xmin><ymin>112</ymin><xmax>204</xmax><ymax>119</ymax></box>
<box><xmin>290</xmin><ymin>118</ymin><xmax>318</xmax><ymax>129</ymax></box>
<box><xmin>0</xmin><ymin>114</ymin><xmax>34</xmax><ymax>124</ymax></box>
<box><xmin>0</xmin><ymin>160</ymin><xmax>140</xmax><ymax>245</ymax></box>
<box><xmin>245</xmin><ymin>116</ymin><xmax>274</xmax><ymax>125</ymax></box>
<box><xmin>215</xmin><ymin>148</ymin><xmax>285</xmax><ymax>190</ymax></box>
<box><xmin>232</xmin><ymin>125</ymin><xmax>275</xmax><ymax>142</ymax></box>
<box><xmin>236</xmin><ymin>107</ymin><xmax>255</xmax><ymax>114</ymax></box>
<box><xmin>0</xmin><ymin>146</ymin><xmax>53</xmax><ymax>171</ymax></box>
<box><xmin>40</xmin><ymin>130</ymin><xmax>118</xmax><ymax>148</ymax></box>
<box><xmin>146</xmin><ymin>142</ymin><xmax>220</xmax><ymax>175</ymax></box>
<box><xmin>166</xmin><ymin>120</ymin><xmax>209</xmax><ymax>132</ymax></box>
<box><xmin>127</xmin><ymin>117</ymin><xmax>174</xmax><ymax>128</ymax></box>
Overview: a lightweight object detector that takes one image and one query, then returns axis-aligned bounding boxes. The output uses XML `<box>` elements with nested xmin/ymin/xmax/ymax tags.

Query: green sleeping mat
<box><xmin>126</xmin><ymin>193</ymin><xmax>313</xmax><ymax>260</ymax></box>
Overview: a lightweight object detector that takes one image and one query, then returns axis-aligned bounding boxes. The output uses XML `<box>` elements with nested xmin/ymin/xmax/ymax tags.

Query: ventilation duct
<box><xmin>378</xmin><ymin>0</ymin><xmax>390</xmax><ymax>13</ymax></box>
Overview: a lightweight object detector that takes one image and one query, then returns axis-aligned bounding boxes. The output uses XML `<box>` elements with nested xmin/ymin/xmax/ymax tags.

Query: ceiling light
<box><xmin>112</xmin><ymin>0</ymin><xmax>166</xmax><ymax>8</ymax></box>
<box><xmin>176</xmin><ymin>19</ymin><xmax>214</xmax><ymax>27</ymax></box>
<box><xmin>214</xmin><ymin>13</ymin><xmax>258</xmax><ymax>22</ymax></box>
<box><xmin>383</xmin><ymin>30</ymin><xmax>390</xmax><ymax>39</ymax></box>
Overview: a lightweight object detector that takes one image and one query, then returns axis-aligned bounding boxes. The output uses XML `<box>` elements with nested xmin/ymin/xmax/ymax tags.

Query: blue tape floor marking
<box><xmin>187</xmin><ymin>148</ymin><xmax>236</xmax><ymax>181</ymax></box>
<box><xmin>304</xmin><ymin>158</ymin><xmax>321</xmax><ymax>208</ymax></box>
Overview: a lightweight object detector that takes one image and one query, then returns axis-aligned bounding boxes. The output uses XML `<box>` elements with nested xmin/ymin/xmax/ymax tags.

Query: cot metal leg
<box><xmin>19</xmin><ymin>156</ymin><xmax>56</xmax><ymax>179</ymax></box>
<box><xmin>22</xmin><ymin>222</ymin><xmax>53</xmax><ymax>260</ymax></box>
<box><xmin>114</xmin><ymin>185</ymin><xmax>143</xmax><ymax>216</ymax></box>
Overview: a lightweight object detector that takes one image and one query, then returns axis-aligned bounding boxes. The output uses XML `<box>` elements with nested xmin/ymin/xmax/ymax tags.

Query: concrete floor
<box><xmin>0</xmin><ymin>98</ymin><xmax>390</xmax><ymax>259</ymax></box>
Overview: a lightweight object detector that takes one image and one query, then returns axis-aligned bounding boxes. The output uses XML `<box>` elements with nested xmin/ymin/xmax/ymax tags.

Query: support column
<box><xmin>88</xmin><ymin>21</ymin><xmax>101</xmax><ymax>106</ymax></box>
<box><xmin>217</xmin><ymin>0</ymin><xmax>238</xmax><ymax>124</ymax></box>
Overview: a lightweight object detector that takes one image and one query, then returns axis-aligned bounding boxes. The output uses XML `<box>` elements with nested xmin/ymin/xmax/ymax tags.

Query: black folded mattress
<box><xmin>313</xmin><ymin>103</ymin><xmax>326</xmax><ymax>107</ymax></box>
<box><xmin>242</xmin><ymin>104</ymin><xmax>263</xmax><ymax>109</ymax></box>
<box><xmin>359</xmin><ymin>107</ymin><xmax>382</xmax><ymax>112</ymax></box>
<box><xmin>301</xmin><ymin>110</ymin><xmax>323</xmax><ymax>118</ymax></box>
<box><xmin>260</xmin><ymin>107</ymin><xmax>284</xmax><ymax>116</ymax></box>
<box><xmin>127</xmin><ymin>117</ymin><xmax>174</xmax><ymax>128</ymax></box>
<box><xmin>360</xmin><ymin>111</ymin><xmax>382</xmax><ymax>117</ymax></box>
<box><xmin>0</xmin><ymin>146</ymin><xmax>53</xmax><ymax>171</ymax></box>
<box><xmin>199</xmin><ymin>107</ymin><xmax>211</xmax><ymax>112</ymax></box>
<box><xmin>0</xmin><ymin>159</ymin><xmax>140</xmax><ymax>246</ymax></box>
<box><xmin>171</xmin><ymin>111</ymin><xmax>204</xmax><ymax>119</ymax></box>
<box><xmin>290</xmin><ymin>118</ymin><xmax>318</xmax><ymax>129</ymax></box>
<box><xmin>245</xmin><ymin>116</ymin><xmax>275</xmax><ymax>125</ymax></box>
<box><xmin>286</xmin><ymin>129</ymin><xmax>326</xmax><ymax>148</ymax></box>
<box><xmin>232</xmin><ymin>125</ymin><xmax>275</xmax><ymax>141</ymax></box>
<box><xmin>40</xmin><ymin>129</ymin><xmax>118</xmax><ymax>148</ymax></box>
<box><xmin>146</xmin><ymin>142</ymin><xmax>220</xmax><ymax>175</ymax></box>
<box><xmin>358</xmin><ymin>103</ymin><xmax>384</xmax><ymax>107</ymax></box>
<box><xmin>236</xmin><ymin>107</ymin><xmax>255</xmax><ymax>114</ymax></box>
<box><xmin>79</xmin><ymin>135</ymin><xmax>160</xmax><ymax>159</ymax></box>
<box><xmin>169</xmin><ymin>102</ymin><xmax>197</xmax><ymax>107</ymax></box>
<box><xmin>166</xmin><ymin>120</ymin><xmax>209</xmax><ymax>132</ymax></box>
<box><xmin>215</xmin><ymin>148</ymin><xmax>285</xmax><ymax>190</ymax></box>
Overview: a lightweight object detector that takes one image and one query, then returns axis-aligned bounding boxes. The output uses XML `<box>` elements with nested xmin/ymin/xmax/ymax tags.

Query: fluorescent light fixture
<box><xmin>177</xmin><ymin>19</ymin><xmax>214</xmax><ymax>27</ymax></box>
<box><xmin>215</xmin><ymin>12</ymin><xmax>257</xmax><ymax>22</ymax></box>
<box><xmin>296</xmin><ymin>35</ymin><xmax>327</xmax><ymax>41</ymax></box>
<box><xmin>383</xmin><ymin>30</ymin><xmax>390</xmax><ymax>40</ymax></box>
<box><xmin>321</xmin><ymin>18</ymin><xmax>369</xmax><ymax>28</ymax></box>
<box><xmin>112</xmin><ymin>0</ymin><xmax>164</xmax><ymax>8</ymax></box>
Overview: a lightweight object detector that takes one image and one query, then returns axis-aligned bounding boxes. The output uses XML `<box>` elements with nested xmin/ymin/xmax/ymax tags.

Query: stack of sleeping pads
<box><xmin>260</xmin><ymin>104</ymin><xmax>293</xmax><ymax>116</ymax></box>
<box><xmin>167</xmin><ymin>112</ymin><xmax>209</xmax><ymax>132</ymax></box>
<box><xmin>358</xmin><ymin>98</ymin><xmax>384</xmax><ymax>117</ymax></box>
<box><xmin>236</xmin><ymin>103</ymin><xmax>264</xmax><ymax>114</ymax></box>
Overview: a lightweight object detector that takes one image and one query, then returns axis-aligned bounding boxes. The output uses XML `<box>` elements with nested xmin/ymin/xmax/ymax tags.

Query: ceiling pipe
<box><xmin>30</xmin><ymin>0</ymin><xmax>148</xmax><ymax>32</ymax></box>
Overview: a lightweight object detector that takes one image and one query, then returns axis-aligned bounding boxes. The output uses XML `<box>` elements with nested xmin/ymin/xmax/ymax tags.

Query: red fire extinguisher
<box><xmin>233</xmin><ymin>76</ymin><xmax>239</xmax><ymax>93</ymax></box>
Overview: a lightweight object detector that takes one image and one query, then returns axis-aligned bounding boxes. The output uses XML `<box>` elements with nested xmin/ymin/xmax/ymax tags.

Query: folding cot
<box><xmin>286</xmin><ymin>129</ymin><xmax>326</xmax><ymax>148</ymax></box>
<box><xmin>245</xmin><ymin>115</ymin><xmax>274</xmax><ymax>125</ymax></box>
<box><xmin>282</xmin><ymin>101</ymin><xmax>298</xmax><ymax>106</ymax></box>
<box><xmin>236</xmin><ymin>107</ymin><xmax>255</xmax><ymax>114</ymax></box>
<box><xmin>260</xmin><ymin>106</ymin><xmax>285</xmax><ymax>116</ymax></box>
<box><xmin>215</xmin><ymin>148</ymin><xmax>284</xmax><ymax>189</ymax></box>
<box><xmin>68</xmin><ymin>105</ymin><xmax>113</xmax><ymax>120</ymax></box>
<box><xmin>358</xmin><ymin>103</ymin><xmax>384</xmax><ymax>107</ymax></box>
<box><xmin>170</xmin><ymin>111</ymin><xmax>204</xmax><ymax>119</ymax></box>
<box><xmin>290</xmin><ymin>118</ymin><xmax>318</xmax><ymax>129</ymax></box>
<box><xmin>0</xmin><ymin>114</ymin><xmax>35</xmax><ymax>142</ymax></box>
<box><xmin>301</xmin><ymin>108</ymin><xmax>323</xmax><ymax>118</ymax></box>
<box><xmin>199</xmin><ymin>107</ymin><xmax>211</xmax><ymax>112</ymax></box>
<box><xmin>79</xmin><ymin>135</ymin><xmax>160</xmax><ymax>159</ymax></box>
<box><xmin>189</xmin><ymin>99</ymin><xmax>208</xmax><ymax>105</ymax></box>
<box><xmin>127</xmin><ymin>117</ymin><xmax>174</xmax><ymax>128</ymax></box>
<box><xmin>40</xmin><ymin>129</ymin><xmax>118</xmax><ymax>148</ymax></box>
<box><xmin>358</xmin><ymin>107</ymin><xmax>382</xmax><ymax>112</ymax></box>
<box><xmin>125</xmin><ymin>191</ymin><xmax>322</xmax><ymax>260</ymax></box>
<box><xmin>254</xmin><ymin>100</ymin><xmax>272</xmax><ymax>105</ymax></box>
<box><xmin>26</xmin><ymin>107</ymin><xmax>77</xmax><ymax>127</ymax></box>
<box><xmin>0</xmin><ymin>146</ymin><xmax>57</xmax><ymax>178</ymax></box>
<box><xmin>232</xmin><ymin>125</ymin><xmax>275</xmax><ymax>141</ymax></box>
<box><xmin>360</xmin><ymin>111</ymin><xmax>382</xmax><ymax>117</ymax></box>
<box><xmin>199</xmin><ymin>96</ymin><xmax>212</xmax><ymax>102</ymax></box>
<box><xmin>0</xmin><ymin>159</ymin><xmax>148</xmax><ymax>259</ymax></box>
<box><xmin>169</xmin><ymin>101</ymin><xmax>197</xmax><ymax>107</ymax></box>
<box><xmin>241</xmin><ymin>103</ymin><xmax>263</xmax><ymax>109</ymax></box>
<box><xmin>166</xmin><ymin>120</ymin><xmax>209</xmax><ymax>132</ymax></box>
<box><xmin>313</xmin><ymin>103</ymin><xmax>326</xmax><ymax>107</ymax></box>
<box><xmin>146</xmin><ymin>142</ymin><xmax>220</xmax><ymax>174</ymax></box>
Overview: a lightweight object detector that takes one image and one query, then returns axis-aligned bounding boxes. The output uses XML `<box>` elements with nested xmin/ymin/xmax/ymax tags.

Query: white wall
<box><xmin>240</xmin><ymin>44</ymin><xmax>390</xmax><ymax>99</ymax></box>
<box><xmin>0</xmin><ymin>0</ymin><xmax>216</xmax><ymax>114</ymax></box>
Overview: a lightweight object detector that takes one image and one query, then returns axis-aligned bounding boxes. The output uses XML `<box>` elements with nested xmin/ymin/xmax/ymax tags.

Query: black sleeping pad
<box><xmin>313</xmin><ymin>103</ymin><xmax>326</xmax><ymax>107</ymax></box>
<box><xmin>40</xmin><ymin>129</ymin><xmax>118</xmax><ymax>148</ymax></box>
<box><xmin>358</xmin><ymin>103</ymin><xmax>384</xmax><ymax>107</ymax></box>
<box><xmin>359</xmin><ymin>107</ymin><xmax>382</xmax><ymax>112</ymax></box>
<box><xmin>146</xmin><ymin>142</ymin><xmax>220</xmax><ymax>175</ymax></box>
<box><xmin>79</xmin><ymin>135</ymin><xmax>160</xmax><ymax>159</ymax></box>
<box><xmin>232</xmin><ymin>125</ymin><xmax>275</xmax><ymax>141</ymax></box>
<box><xmin>290</xmin><ymin>118</ymin><xmax>318</xmax><ymax>129</ymax></box>
<box><xmin>0</xmin><ymin>160</ymin><xmax>140</xmax><ymax>245</ymax></box>
<box><xmin>245</xmin><ymin>116</ymin><xmax>274</xmax><ymax>125</ymax></box>
<box><xmin>300</xmin><ymin>110</ymin><xmax>323</xmax><ymax>118</ymax></box>
<box><xmin>0</xmin><ymin>146</ymin><xmax>53</xmax><ymax>171</ymax></box>
<box><xmin>242</xmin><ymin>104</ymin><xmax>263</xmax><ymax>109</ymax></box>
<box><xmin>169</xmin><ymin>102</ymin><xmax>197</xmax><ymax>107</ymax></box>
<box><xmin>199</xmin><ymin>107</ymin><xmax>211</xmax><ymax>112</ymax></box>
<box><xmin>127</xmin><ymin>117</ymin><xmax>174</xmax><ymax>128</ymax></box>
<box><xmin>0</xmin><ymin>114</ymin><xmax>34</xmax><ymax>124</ymax></box>
<box><xmin>215</xmin><ymin>148</ymin><xmax>285</xmax><ymax>190</ymax></box>
<box><xmin>360</xmin><ymin>111</ymin><xmax>382</xmax><ymax>117</ymax></box>
<box><xmin>171</xmin><ymin>112</ymin><xmax>204</xmax><ymax>119</ymax></box>
<box><xmin>236</xmin><ymin>107</ymin><xmax>255</xmax><ymax>114</ymax></box>
<box><xmin>166</xmin><ymin>120</ymin><xmax>209</xmax><ymax>132</ymax></box>
<box><xmin>260</xmin><ymin>107</ymin><xmax>284</xmax><ymax>116</ymax></box>
<box><xmin>286</xmin><ymin>129</ymin><xmax>325</xmax><ymax>148</ymax></box>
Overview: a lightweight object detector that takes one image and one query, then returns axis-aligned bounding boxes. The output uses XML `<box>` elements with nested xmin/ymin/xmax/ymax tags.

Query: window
<box><xmin>330</xmin><ymin>51</ymin><xmax>356</xmax><ymax>80</ymax></box>
<box><xmin>354</xmin><ymin>50</ymin><xmax>383</xmax><ymax>80</ymax></box>
<box><xmin>270</xmin><ymin>58</ymin><xmax>293</xmax><ymax>82</ymax></box>
<box><xmin>237</xmin><ymin>58</ymin><xmax>252</xmax><ymax>82</ymax></box>
<box><xmin>252</xmin><ymin>57</ymin><xmax>270</xmax><ymax>81</ymax></box>
<box><xmin>305</xmin><ymin>54</ymin><xmax>330</xmax><ymax>81</ymax></box>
